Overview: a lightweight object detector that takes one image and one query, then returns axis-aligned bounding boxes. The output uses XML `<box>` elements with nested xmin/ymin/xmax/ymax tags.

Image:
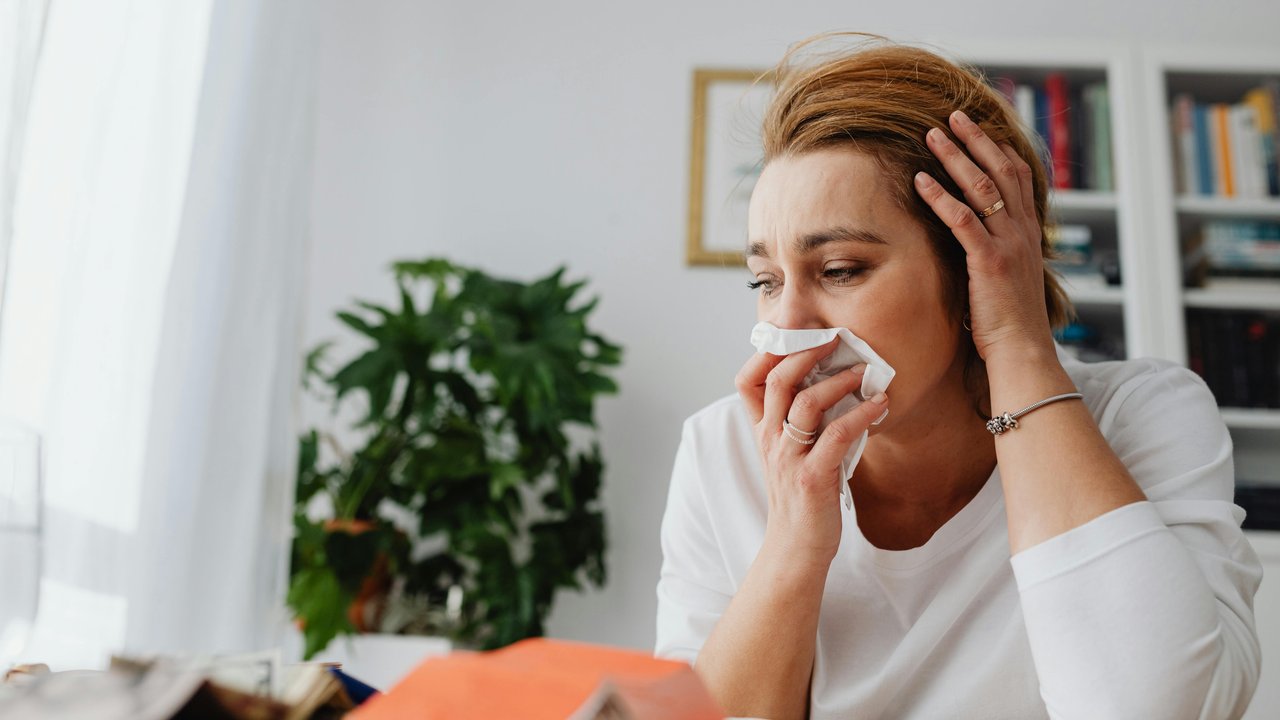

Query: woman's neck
<box><xmin>848</xmin><ymin>364</ymin><xmax>997</xmax><ymax>548</ymax></box>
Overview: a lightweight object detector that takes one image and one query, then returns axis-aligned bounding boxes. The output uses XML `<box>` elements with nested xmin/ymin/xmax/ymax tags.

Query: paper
<box><xmin>749</xmin><ymin>322</ymin><xmax>897</xmax><ymax>509</ymax></box>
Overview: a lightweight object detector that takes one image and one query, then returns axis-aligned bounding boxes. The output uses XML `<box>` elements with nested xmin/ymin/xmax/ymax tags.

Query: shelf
<box><xmin>1221</xmin><ymin>408</ymin><xmax>1280</xmax><ymax>430</ymax></box>
<box><xmin>1184</xmin><ymin>282</ymin><xmax>1280</xmax><ymax>310</ymax></box>
<box><xmin>1053</xmin><ymin>190</ymin><xmax>1119</xmax><ymax>212</ymax></box>
<box><xmin>1049</xmin><ymin>191</ymin><xmax>1119</xmax><ymax>224</ymax></box>
<box><xmin>1175</xmin><ymin>195</ymin><xmax>1280</xmax><ymax>219</ymax></box>
<box><xmin>1058</xmin><ymin>273</ymin><xmax>1125</xmax><ymax>306</ymax></box>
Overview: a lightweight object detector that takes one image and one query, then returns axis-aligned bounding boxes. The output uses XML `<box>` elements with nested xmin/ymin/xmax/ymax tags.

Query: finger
<box><xmin>998</xmin><ymin>142</ymin><xmax>1040</xmax><ymax>244</ymax></box>
<box><xmin>761</xmin><ymin>338</ymin><xmax>840</xmax><ymax>434</ymax></box>
<box><xmin>736</xmin><ymin>351</ymin><xmax>786</xmax><ymax>424</ymax></box>
<box><xmin>913</xmin><ymin>170</ymin><xmax>994</xmax><ymax>259</ymax></box>
<box><xmin>805</xmin><ymin>391</ymin><xmax>889</xmax><ymax>471</ymax></box>
<box><xmin>946</xmin><ymin>110</ymin><xmax>1027</xmax><ymax>225</ymax></box>
<box><xmin>924</xmin><ymin>126</ymin><xmax>1018</xmax><ymax>239</ymax></box>
<box><xmin>787</xmin><ymin>363</ymin><xmax>867</xmax><ymax>434</ymax></box>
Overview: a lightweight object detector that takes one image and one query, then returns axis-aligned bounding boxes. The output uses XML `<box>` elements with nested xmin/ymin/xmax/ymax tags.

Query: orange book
<box><xmin>1213</xmin><ymin>103</ymin><xmax>1235</xmax><ymax>197</ymax></box>
<box><xmin>349</xmin><ymin>638</ymin><xmax>725</xmax><ymax>720</ymax></box>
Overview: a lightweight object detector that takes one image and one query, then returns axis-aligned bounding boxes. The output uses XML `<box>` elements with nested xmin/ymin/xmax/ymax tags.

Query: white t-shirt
<box><xmin>655</xmin><ymin>351</ymin><xmax>1263</xmax><ymax>719</ymax></box>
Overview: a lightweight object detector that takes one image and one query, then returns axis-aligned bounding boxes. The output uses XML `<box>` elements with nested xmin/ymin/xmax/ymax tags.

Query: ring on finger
<box><xmin>783</xmin><ymin>419</ymin><xmax>818</xmax><ymax>445</ymax></box>
<box><xmin>784</xmin><ymin>418</ymin><xmax>818</xmax><ymax>436</ymax></box>
<box><xmin>977</xmin><ymin>198</ymin><xmax>1005</xmax><ymax>218</ymax></box>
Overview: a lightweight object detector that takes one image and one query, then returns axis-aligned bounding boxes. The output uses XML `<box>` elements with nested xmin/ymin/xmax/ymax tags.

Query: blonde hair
<box><xmin>761</xmin><ymin>33</ymin><xmax>1075</xmax><ymax>415</ymax></box>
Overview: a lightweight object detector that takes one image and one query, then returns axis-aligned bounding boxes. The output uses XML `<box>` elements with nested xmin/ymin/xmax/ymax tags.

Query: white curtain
<box><xmin>0</xmin><ymin>0</ymin><xmax>314</xmax><ymax>668</ymax></box>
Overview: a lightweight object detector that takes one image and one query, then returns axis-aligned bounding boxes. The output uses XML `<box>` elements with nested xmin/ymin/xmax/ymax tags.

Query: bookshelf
<box><xmin>1141</xmin><ymin>45</ymin><xmax>1280</xmax><ymax>485</ymax></box>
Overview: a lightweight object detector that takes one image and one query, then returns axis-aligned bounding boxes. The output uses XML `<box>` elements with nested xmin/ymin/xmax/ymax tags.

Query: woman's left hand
<box><xmin>912</xmin><ymin>109</ymin><xmax>1057</xmax><ymax>365</ymax></box>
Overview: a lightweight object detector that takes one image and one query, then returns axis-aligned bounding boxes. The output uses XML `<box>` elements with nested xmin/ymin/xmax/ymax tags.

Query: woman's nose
<box><xmin>768</xmin><ymin>285</ymin><xmax>822</xmax><ymax>330</ymax></box>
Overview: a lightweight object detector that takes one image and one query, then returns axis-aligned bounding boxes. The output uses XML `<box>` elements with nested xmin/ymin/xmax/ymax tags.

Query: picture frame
<box><xmin>686</xmin><ymin>68</ymin><xmax>775</xmax><ymax>267</ymax></box>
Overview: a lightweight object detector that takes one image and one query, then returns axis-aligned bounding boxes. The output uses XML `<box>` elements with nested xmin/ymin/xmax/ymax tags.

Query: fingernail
<box><xmin>850</xmin><ymin>363</ymin><xmax>867</xmax><ymax>374</ymax></box>
<box><xmin>952</xmin><ymin>109</ymin><xmax>973</xmax><ymax>127</ymax></box>
<box><xmin>870</xmin><ymin>392</ymin><xmax>888</xmax><ymax>404</ymax></box>
<box><xmin>926</xmin><ymin>127</ymin><xmax>947</xmax><ymax>145</ymax></box>
<box><xmin>914</xmin><ymin>171</ymin><xmax>935</xmax><ymax>188</ymax></box>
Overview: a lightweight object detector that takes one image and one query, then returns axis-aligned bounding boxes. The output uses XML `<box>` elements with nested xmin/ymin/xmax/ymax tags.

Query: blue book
<box><xmin>1193</xmin><ymin>104</ymin><xmax>1213</xmax><ymax>196</ymax></box>
<box><xmin>1034</xmin><ymin>86</ymin><xmax>1044</xmax><ymax>147</ymax></box>
<box><xmin>329</xmin><ymin>666</ymin><xmax>381</xmax><ymax>705</ymax></box>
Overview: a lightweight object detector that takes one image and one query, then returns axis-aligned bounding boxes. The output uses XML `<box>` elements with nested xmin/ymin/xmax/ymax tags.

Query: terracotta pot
<box><xmin>323</xmin><ymin>518</ymin><xmax>391</xmax><ymax>633</ymax></box>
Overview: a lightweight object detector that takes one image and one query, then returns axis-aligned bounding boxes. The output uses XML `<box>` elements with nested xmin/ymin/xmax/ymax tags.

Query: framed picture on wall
<box><xmin>686</xmin><ymin>68</ymin><xmax>775</xmax><ymax>267</ymax></box>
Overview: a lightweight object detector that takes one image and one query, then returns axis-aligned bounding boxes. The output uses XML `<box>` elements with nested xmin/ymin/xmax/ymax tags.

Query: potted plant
<box><xmin>288</xmin><ymin>258</ymin><xmax>622</xmax><ymax>659</ymax></box>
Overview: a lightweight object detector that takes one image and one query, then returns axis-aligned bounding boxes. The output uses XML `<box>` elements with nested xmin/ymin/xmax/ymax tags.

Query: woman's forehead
<box><xmin>747</xmin><ymin>148</ymin><xmax>916</xmax><ymax>255</ymax></box>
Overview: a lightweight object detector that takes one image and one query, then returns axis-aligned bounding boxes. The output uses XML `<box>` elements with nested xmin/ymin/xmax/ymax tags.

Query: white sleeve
<box><xmin>1010</xmin><ymin>363</ymin><xmax>1263</xmax><ymax>719</ymax></box>
<box><xmin>654</xmin><ymin>418</ymin><xmax>737</xmax><ymax>665</ymax></box>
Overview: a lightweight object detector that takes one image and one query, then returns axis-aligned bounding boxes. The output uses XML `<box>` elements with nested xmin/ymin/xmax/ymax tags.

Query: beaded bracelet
<box><xmin>986</xmin><ymin>392</ymin><xmax>1084</xmax><ymax>436</ymax></box>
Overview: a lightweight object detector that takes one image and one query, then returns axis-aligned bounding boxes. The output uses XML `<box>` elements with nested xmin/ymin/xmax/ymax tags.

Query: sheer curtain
<box><xmin>0</xmin><ymin>0</ymin><xmax>314</xmax><ymax>668</ymax></box>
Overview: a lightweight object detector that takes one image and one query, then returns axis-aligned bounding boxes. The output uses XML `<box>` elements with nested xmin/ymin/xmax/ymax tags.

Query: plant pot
<box><xmin>322</xmin><ymin>518</ymin><xmax>392</xmax><ymax>633</ymax></box>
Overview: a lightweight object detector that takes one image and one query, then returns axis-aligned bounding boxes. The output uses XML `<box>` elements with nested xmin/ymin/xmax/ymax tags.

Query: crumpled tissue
<box><xmin>749</xmin><ymin>321</ymin><xmax>897</xmax><ymax>509</ymax></box>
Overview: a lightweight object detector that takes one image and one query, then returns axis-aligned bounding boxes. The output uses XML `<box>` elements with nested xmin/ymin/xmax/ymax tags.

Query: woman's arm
<box><xmin>915</xmin><ymin>110</ymin><xmax>1261</xmax><ymax>717</ymax></box>
<box><xmin>699</xmin><ymin>345</ymin><xmax>886</xmax><ymax>719</ymax></box>
<box><xmin>693</xmin><ymin>538</ymin><xmax>828</xmax><ymax>720</ymax></box>
<box><xmin>914</xmin><ymin>108</ymin><xmax>1148</xmax><ymax>551</ymax></box>
<box><xmin>984</xmin><ymin>347</ymin><xmax>1145</xmax><ymax>554</ymax></box>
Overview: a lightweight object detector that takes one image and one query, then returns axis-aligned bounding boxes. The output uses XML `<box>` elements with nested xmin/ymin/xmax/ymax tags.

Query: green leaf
<box><xmin>287</xmin><ymin>566</ymin><xmax>355</xmax><ymax>659</ymax></box>
<box><xmin>336</xmin><ymin>311</ymin><xmax>379</xmax><ymax>341</ymax></box>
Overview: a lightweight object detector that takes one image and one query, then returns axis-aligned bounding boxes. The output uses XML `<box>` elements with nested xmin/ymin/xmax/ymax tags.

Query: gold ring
<box><xmin>977</xmin><ymin>199</ymin><xmax>1005</xmax><ymax>218</ymax></box>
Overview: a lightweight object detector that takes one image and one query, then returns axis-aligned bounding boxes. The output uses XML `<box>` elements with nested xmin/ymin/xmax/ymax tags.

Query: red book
<box><xmin>1046</xmin><ymin>73</ymin><xmax>1074</xmax><ymax>189</ymax></box>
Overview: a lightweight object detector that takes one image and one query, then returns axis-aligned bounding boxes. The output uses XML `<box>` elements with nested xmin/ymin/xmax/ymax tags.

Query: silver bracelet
<box><xmin>986</xmin><ymin>392</ymin><xmax>1083</xmax><ymax>436</ymax></box>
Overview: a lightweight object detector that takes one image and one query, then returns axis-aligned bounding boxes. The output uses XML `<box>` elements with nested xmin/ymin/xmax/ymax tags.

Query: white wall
<box><xmin>305</xmin><ymin>0</ymin><xmax>1280</xmax><ymax>651</ymax></box>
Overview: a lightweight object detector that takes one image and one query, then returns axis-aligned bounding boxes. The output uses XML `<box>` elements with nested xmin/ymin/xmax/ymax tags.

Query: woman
<box><xmin>655</xmin><ymin>36</ymin><xmax>1262</xmax><ymax>719</ymax></box>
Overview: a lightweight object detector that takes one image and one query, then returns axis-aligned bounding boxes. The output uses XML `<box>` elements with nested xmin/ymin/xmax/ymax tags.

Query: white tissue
<box><xmin>749</xmin><ymin>321</ymin><xmax>897</xmax><ymax>509</ymax></box>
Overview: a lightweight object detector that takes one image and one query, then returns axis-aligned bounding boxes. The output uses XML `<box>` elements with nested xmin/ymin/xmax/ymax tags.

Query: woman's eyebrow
<box><xmin>745</xmin><ymin>226</ymin><xmax>889</xmax><ymax>259</ymax></box>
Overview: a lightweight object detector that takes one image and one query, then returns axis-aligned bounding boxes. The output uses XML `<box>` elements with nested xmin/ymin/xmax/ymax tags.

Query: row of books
<box><xmin>1171</xmin><ymin>81</ymin><xmax>1280</xmax><ymax>199</ymax></box>
<box><xmin>989</xmin><ymin>74</ymin><xmax>1114</xmax><ymax>192</ymax></box>
<box><xmin>1186</xmin><ymin>309</ymin><xmax>1280</xmax><ymax>409</ymax></box>
<box><xmin>1183</xmin><ymin>219</ymin><xmax>1280</xmax><ymax>286</ymax></box>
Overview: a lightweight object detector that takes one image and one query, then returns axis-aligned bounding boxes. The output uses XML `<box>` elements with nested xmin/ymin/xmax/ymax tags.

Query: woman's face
<box><xmin>745</xmin><ymin>147</ymin><xmax>966</xmax><ymax>434</ymax></box>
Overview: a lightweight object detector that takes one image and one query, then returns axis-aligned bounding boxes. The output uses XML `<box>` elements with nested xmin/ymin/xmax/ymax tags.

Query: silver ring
<box><xmin>977</xmin><ymin>198</ymin><xmax>1005</xmax><ymax>218</ymax></box>
<box><xmin>782</xmin><ymin>420</ymin><xmax>818</xmax><ymax>445</ymax></box>
<box><xmin>783</xmin><ymin>418</ymin><xmax>817</xmax><ymax>436</ymax></box>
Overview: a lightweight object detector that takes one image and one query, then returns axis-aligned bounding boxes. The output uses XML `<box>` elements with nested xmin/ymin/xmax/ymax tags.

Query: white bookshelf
<box><xmin>1141</xmin><ymin>45</ymin><xmax>1280</xmax><ymax>489</ymax></box>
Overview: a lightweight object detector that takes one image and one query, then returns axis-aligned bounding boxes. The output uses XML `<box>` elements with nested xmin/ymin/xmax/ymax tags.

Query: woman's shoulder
<box><xmin>682</xmin><ymin>392</ymin><xmax>754</xmax><ymax>437</ymax></box>
<box><xmin>1059</xmin><ymin>348</ymin><xmax>1231</xmax><ymax>499</ymax></box>
<box><xmin>677</xmin><ymin>393</ymin><xmax>762</xmax><ymax>487</ymax></box>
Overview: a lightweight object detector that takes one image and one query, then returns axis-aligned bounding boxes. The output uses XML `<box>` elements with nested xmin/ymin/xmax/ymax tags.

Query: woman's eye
<box><xmin>746</xmin><ymin>277</ymin><xmax>779</xmax><ymax>296</ymax></box>
<box><xmin>823</xmin><ymin>266</ymin><xmax>865</xmax><ymax>284</ymax></box>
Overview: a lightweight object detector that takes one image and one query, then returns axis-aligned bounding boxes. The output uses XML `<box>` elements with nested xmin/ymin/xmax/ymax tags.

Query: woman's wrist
<box><xmin>758</xmin><ymin>528</ymin><xmax>836</xmax><ymax>585</ymax></box>
<box><xmin>984</xmin><ymin>344</ymin><xmax>1077</xmax><ymax>416</ymax></box>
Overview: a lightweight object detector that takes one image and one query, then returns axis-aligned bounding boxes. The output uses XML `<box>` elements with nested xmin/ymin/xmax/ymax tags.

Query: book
<box><xmin>0</xmin><ymin>651</ymin><xmax>365</xmax><ymax>720</ymax></box>
<box><xmin>1015</xmin><ymin>84</ymin><xmax>1036</xmax><ymax>139</ymax></box>
<box><xmin>1186</xmin><ymin>309</ymin><xmax>1280</xmax><ymax>409</ymax></box>
<box><xmin>1173</xmin><ymin>93</ymin><xmax>1198</xmax><ymax>195</ymax></box>
<box><xmin>1229</xmin><ymin>104</ymin><xmax>1266</xmax><ymax>199</ymax></box>
<box><xmin>1089</xmin><ymin>83</ymin><xmax>1113</xmax><ymax>191</ymax></box>
<box><xmin>1194</xmin><ymin>104</ymin><xmax>1214</xmax><ymax>195</ymax></box>
<box><xmin>1212</xmin><ymin>103</ymin><xmax>1234</xmax><ymax>197</ymax></box>
<box><xmin>1241</xmin><ymin>81</ymin><xmax>1279</xmax><ymax>196</ymax></box>
<box><xmin>1046</xmin><ymin>73</ymin><xmax>1073</xmax><ymax>190</ymax></box>
<box><xmin>348</xmin><ymin>638</ymin><xmax>722</xmax><ymax>720</ymax></box>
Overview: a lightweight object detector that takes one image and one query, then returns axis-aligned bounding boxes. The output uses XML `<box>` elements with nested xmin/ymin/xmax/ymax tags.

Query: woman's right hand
<box><xmin>736</xmin><ymin>338</ymin><xmax>889</xmax><ymax>571</ymax></box>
